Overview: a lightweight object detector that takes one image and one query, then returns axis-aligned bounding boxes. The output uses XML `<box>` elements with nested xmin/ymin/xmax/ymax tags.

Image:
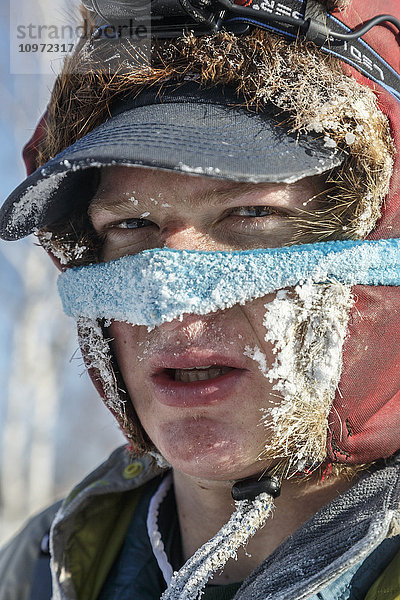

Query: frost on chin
<box><xmin>260</xmin><ymin>281</ymin><xmax>354</xmax><ymax>469</ymax></box>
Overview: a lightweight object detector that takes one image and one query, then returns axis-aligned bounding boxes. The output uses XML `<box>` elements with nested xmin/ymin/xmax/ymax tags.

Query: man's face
<box><xmin>89</xmin><ymin>166</ymin><xmax>325</xmax><ymax>481</ymax></box>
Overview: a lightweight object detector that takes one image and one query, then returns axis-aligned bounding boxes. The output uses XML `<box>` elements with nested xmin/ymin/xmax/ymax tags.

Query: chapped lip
<box><xmin>149</xmin><ymin>349</ymin><xmax>249</xmax><ymax>375</ymax></box>
<box><xmin>148</xmin><ymin>349</ymin><xmax>251</xmax><ymax>407</ymax></box>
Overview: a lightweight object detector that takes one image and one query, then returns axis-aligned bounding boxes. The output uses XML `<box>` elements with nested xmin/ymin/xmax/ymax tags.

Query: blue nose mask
<box><xmin>57</xmin><ymin>238</ymin><xmax>400</xmax><ymax>328</ymax></box>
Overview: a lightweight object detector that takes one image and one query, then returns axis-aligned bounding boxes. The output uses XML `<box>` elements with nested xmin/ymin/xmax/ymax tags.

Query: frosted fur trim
<box><xmin>59</xmin><ymin>239</ymin><xmax>400</xmax><ymax>327</ymax></box>
<box><xmin>161</xmin><ymin>492</ymin><xmax>274</xmax><ymax>600</ymax></box>
<box><xmin>324</xmin><ymin>0</ymin><xmax>350</xmax><ymax>8</ymax></box>
<box><xmin>77</xmin><ymin>317</ymin><xmax>126</xmax><ymax>418</ymax></box>
<box><xmin>147</xmin><ymin>473</ymin><xmax>174</xmax><ymax>585</ymax></box>
<box><xmin>40</xmin><ymin>229</ymin><xmax>89</xmax><ymax>266</ymax></box>
<box><xmin>260</xmin><ymin>281</ymin><xmax>354</xmax><ymax>466</ymax></box>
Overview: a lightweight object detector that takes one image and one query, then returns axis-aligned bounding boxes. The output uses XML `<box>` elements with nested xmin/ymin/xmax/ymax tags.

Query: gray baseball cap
<box><xmin>0</xmin><ymin>82</ymin><xmax>343</xmax><ymax>241</ymax></box>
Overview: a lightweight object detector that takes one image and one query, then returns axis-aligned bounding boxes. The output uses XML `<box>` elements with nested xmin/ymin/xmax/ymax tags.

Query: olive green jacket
<box><xmin>0</xmin><ymin>447</ymin><xmax>159</xmax><ymax>600</ymax></box>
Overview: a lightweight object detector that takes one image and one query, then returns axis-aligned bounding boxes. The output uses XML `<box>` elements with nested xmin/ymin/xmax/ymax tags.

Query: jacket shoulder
<box><xmin>0</xmin><ymin>501</ymin><xmax>61</xmax><ymax>600</ymax></box>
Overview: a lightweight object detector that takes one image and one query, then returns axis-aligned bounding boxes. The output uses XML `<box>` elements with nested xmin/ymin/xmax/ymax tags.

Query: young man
<box><xmin>1</xmin><ymin>0</ymin><xmax>400</xmax><ymax>598</ymax></box>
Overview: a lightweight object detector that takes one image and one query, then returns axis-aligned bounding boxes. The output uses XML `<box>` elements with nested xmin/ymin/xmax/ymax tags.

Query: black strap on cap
<box><xmin>220</xmin><ymin>0</ymin><xmax>400</xmax><ymax>103</ymax></box>
<box><xmin>86</xmin><ymin>0</ymin><xmax>400</xmax><ymax>102</ymax></box>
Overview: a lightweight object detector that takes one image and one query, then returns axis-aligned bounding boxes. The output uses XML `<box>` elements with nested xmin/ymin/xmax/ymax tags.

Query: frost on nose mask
<box><xmin>58</xmin><ymin>238</ymin><xmax>400</xmax><ymax>328</ymax></box>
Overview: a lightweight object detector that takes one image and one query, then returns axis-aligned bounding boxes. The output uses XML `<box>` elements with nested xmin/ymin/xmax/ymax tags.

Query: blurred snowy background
<box><xmin>0</xmin><ymin>0</ymin><xmax>124</xmax><ymax>545</ymax></box>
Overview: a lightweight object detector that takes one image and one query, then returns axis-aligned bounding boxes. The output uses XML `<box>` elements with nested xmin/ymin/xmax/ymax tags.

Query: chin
<box><xmin>154</xmin><ymin>417</ymin><xmax>264</xmax><ymax>481</ymax></box>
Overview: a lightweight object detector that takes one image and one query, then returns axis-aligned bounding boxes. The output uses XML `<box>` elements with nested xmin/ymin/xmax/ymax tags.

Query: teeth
<box><xmin>180</xmin><ymin>365</ymin><xmax>213</xmax><ymax>370</ymax></box>
<box><xmin>174</xmin><ymin>366</ymin><xmax>233</xmax><ymax>383</ymax></box>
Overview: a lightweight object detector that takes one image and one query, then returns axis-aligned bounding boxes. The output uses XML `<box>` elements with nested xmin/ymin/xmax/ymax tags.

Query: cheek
<box><xmin>108</xmin><ymin>321</ymin><xmax>138</xmax><ymax>361</ymax></box>
<box><xmin>108</xmin><ymin>320</ymin><xmax>176</xmax><ymax>417</ymax></box>
<box><xmin>108</xmin><ymin>320</ymin><xmax>152</xmax><ymax>365</ymax></box>
<box><xmin>108</xmin><ymin>320</ymin><xmax>152</xmax><ymax>393</ymax></box>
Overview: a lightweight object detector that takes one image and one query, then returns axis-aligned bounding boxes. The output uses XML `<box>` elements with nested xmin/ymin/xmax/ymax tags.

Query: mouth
<box><xmin>150</xmin><ymin>354</ymin><xmax>249</xmax><ymax>407</ymax></box>
<box><xmin>167</xmin><ymin>365</ymin><xmax>235</xmax><ymax>383</ymax></box>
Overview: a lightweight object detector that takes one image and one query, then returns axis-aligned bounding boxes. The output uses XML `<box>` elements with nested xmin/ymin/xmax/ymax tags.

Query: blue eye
<box><xmin>231</xmin><ymin>206</ymin><xmax>274</xmax><ymax>217</ymax></box>
<box><xmin>116</xmin><ymin>218</ymin><xmax>153</xmax><ymax>229</ymax></box>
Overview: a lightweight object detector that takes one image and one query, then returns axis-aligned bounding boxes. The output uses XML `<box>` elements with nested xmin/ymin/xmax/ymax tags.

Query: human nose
<box><xmin>160</xmin><ymin>224</ymin><xmax>213</xmax><ymax>251</ymax></box>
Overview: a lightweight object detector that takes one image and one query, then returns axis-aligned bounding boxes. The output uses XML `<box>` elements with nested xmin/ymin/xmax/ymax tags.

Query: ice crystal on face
<box><xmin>71</xmin><ymin>243</ymin><xmax>87</xmax><ymax>260</ymax></box>
<box><xmin>306</xmin><ymin>120</ymin><xmax>324</xmax><ymax>134</ymax></box>
<box><xmin>323</xmin><ymin>136</ymin><xmax>337</xmax><ymax>149</ymax></box>
<box><xmin>355</xmin><ymin>194</ymin><xmax>376</xmax><ymax>238</ymax></box>
<box><xmin>244</xmin><ymin>345</ymin><xmax>268</xmax><ymax>376</ymax></box>
<box><xmin>39</xmin><ymin>230</ymin><xmax>68</xmax><ymax>262</ymax></box>
<box><xmin>176</xmin><ymin>163</ymin><xmax>221</xmax><ymax>176</ymax></box>
<box><xmin>40</xmin><ymin>231</ymin><xmax>88</xmax><ymax>265</ymax></box>
<box><xmin>260</xmin><ymin>281</ymin><xmax>353</xmax><ymax>466</ymax></box>
<box><xmin>148</xmin><ymin>451</ymin><xmax>171</xmax><ymax>469</ymax></box>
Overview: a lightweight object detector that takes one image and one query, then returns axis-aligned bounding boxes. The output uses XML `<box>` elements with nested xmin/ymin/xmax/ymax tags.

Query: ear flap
<box><xmin>326</xmin><ymin>0</ymin><xmax>400</xmax><ymax>464</ymax></box>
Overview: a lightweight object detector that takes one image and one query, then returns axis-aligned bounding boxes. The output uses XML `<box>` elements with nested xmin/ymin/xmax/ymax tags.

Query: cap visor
<box><xmin>0</xmin><ymin>98</ymin><xmax>342</xmax><ymax>240</ymax></box>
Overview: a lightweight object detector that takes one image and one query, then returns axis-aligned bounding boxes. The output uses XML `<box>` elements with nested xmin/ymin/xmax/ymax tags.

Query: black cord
<box><xmin>87</xmin><ymin>0</ymin><xmax>400</xmax><ymax>46</ymax></box>
<box><xmin>216</xmin><ymin>0</ymin><xmax>307</xmax><ymax>30</ymax></box>
<box><xmin>215</xmin><ymin>1</ymin><xmax>400</xmax><ymax>45</ymax></box>
<box><xmin>330</xmin><ymin>14</ymin><xmax>400</xmax><ymax>41</ymax></box>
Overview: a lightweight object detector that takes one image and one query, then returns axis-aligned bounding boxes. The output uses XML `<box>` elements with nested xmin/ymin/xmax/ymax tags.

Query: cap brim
<box><xmin>0</xmin><ymin>93</ymin><xmax>343</xmax><ymax>240</ymax></box>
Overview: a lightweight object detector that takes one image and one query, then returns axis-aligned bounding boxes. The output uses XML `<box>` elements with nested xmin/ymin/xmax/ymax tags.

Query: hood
<box><xmin>7</xmin><ymin>0</ymin><xmax>400</xmax><ymax>469</ymax></box>
<box><xmin>325</xmin><ymin>0</ymin><xmax>400</xmax><ymax>463</ymax></box>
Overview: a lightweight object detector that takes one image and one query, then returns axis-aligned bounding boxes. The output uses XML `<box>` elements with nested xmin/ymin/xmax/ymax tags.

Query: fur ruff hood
<box><xmin>17</xmin><ymin>0</ymin><xmax>400</xmax><ymax>473</ymax></box>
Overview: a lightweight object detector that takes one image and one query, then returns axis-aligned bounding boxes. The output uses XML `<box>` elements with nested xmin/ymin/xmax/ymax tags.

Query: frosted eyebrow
<box><xmin>88</xmin><ymin>199</ymin><xmax>144</xmax><ymax>222</ymax></box>
<box><xmin>185</xmin><ymin>183</ymin><xmax>273</xmax><ymax>209</ymax></box>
